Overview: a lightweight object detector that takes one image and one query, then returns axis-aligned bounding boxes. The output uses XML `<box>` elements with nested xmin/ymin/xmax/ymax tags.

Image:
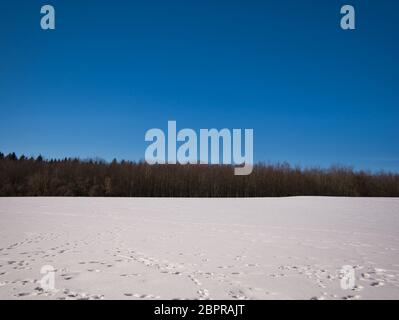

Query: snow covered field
<box><xmin>0</xmin><ymin>197</ymin><xmax>398</xmax><ymax>300</ymax></box>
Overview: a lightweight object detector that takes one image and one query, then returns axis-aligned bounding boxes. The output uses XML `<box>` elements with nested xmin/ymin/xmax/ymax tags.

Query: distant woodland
<box><xmin>1</xmin><ymin>152</ymin><xmax>398</xmax><ymax>197</ymax></box>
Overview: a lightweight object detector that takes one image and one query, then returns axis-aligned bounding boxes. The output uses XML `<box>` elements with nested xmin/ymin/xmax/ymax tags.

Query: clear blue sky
<box><xmin>0</xmin><ymin>0</ymin><xmax>398</xmax><ymax>171</ymax></box>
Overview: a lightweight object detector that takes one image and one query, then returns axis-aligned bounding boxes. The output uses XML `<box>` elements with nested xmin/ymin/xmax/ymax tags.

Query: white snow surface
<box><xmin>0</xmin><ymin>197</ymin><xmax>398</xmax><ymax>300</ymax></box>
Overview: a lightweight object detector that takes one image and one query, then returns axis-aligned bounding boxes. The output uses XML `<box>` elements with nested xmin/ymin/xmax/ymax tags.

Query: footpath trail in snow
<box><xmin>0</xmin><ymin>197</ymin><xmax>398</xmax><ymax>300</ymax></box>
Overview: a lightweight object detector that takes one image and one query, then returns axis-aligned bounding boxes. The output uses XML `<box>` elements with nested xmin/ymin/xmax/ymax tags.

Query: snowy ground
<box><xmin>0</xmin><ymin>197</ymin><xmax>398</xmax><ymax>300</ymax></box>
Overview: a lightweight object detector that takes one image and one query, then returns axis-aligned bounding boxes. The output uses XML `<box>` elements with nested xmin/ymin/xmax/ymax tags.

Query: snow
<box><xmin>0</xmin><ymin>197</ymin><xmax>398</xmax><ymax>300</ymax></box>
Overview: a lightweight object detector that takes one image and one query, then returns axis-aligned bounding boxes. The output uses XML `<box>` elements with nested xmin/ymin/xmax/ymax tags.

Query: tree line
<box><xmin>1</xmin><ymin>152</ymin><xmax>398</xmax><ymax>197</ymax></box>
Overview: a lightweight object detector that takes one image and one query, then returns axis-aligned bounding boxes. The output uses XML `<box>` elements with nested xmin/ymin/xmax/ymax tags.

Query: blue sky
<box><xmin>0</xmin><ymin>0</ymin><xmax>398</xmax><ymax>171</ymax></box>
